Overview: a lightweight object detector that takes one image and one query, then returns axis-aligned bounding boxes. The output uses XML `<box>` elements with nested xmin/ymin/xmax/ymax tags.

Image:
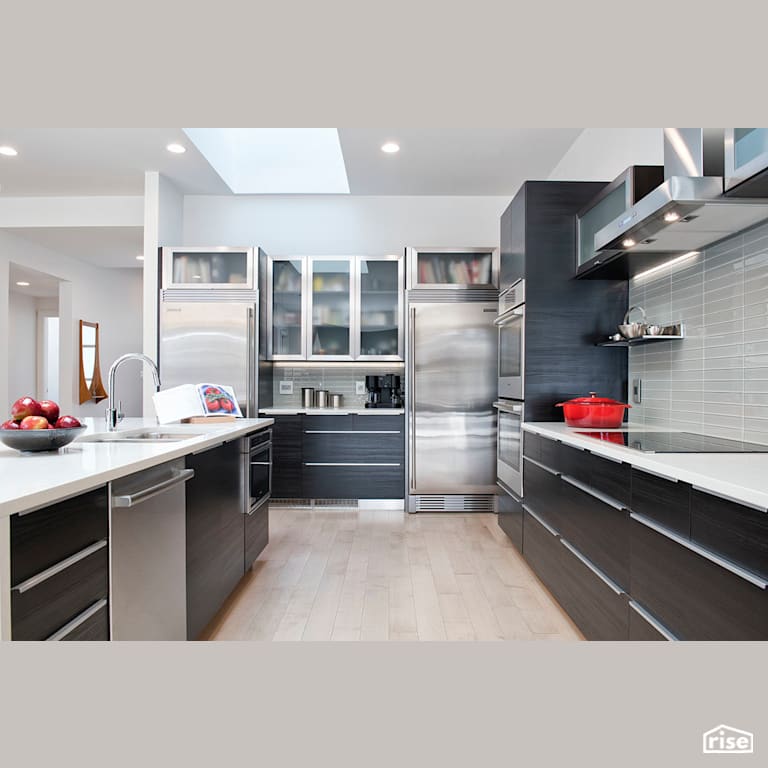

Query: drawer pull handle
<box><xmin>250</xmin><ymin>462</ymin><xmax>272</xmax><ymax>466</ymax></box>
<box><xmin>560</xmin><ymin>539</ymin><xmax>624</xmax><ymax>596</ymax></box>
<box><xmin>12</xmin><ymin>539</ymin><xmax>108</xmax><ymax>594</ymax></box>
<box><xmin>628</xmin><ymin>600</ymin><xmax>678</xmax><ymax>641</ymax></box>
<box><xmin>522</xmin><ymin>456</ymin><xmax>560</xmax><ymax>477</ymax></box>
<box><xmin>304</xmin><ymin>462</ymin><xmax>401</xmax><ymax>467</ymax></box>
<box><xmin>46</xmin><ymin>598</ymin><xmax>108</xmax><ymax>641</ymax></box>
<box><xmin>522</xmin><ymin>504</ymin><xmax>560</xmax><ymax>537</ymax></box>
<box><xmin>635</xmin><ymin>467</ymin><xmax>679</xmax><ymax>483</ymax></box>
<box><xmin>304</xmin><ymin>430</ymin><xmax>401</xmax><ymax>435</ymax></box>
<box><xmin>112</xmin><ymin>468</ymin><xmax>195</xmax><ymax>508</ymax></box>
<box><xmin>691</xmin><ymin>485</ymin><xmax>767</xmax><ymax>514</ymax></box>
<box><xmin>561</xmin><ymin>474</ymin><xmax>627</xmax><ymax>512</ymax></box>
<box><xmin>630</xmin><ymin>512</ymin><xmax>768</xmax><ymax>590</ymax></box>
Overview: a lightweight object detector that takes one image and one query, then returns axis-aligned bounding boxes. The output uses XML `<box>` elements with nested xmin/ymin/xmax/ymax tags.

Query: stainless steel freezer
<box><xmin>407</xmin><ymin>293</ymin><xmax>498</xmax><ymax>512</ymax></box>
<box><xmin>159</xmin><ymin>290</ymin><xmax>259</xmax><ymax>417</ymax></box>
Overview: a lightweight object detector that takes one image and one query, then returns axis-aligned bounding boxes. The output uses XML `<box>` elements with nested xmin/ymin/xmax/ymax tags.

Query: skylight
<box><xmin>182</xmin><ymin>128</ymin><xmax>350</xmax><ymax>194</ymax></box>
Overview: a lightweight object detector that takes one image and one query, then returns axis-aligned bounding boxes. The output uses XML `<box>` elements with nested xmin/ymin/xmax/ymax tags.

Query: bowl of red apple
<box><xmin>0</xmin><ymin>397</ymin><xmax>85</xmax><ymax>452</ymax></box>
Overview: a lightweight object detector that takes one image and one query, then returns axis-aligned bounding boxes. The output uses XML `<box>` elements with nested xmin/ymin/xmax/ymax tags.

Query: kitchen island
<box><xmin>499</xmin><ymin>422</ymin><xmax>768</xmax><ymax>641</ymax></box>
<box><xmin>0</xmin><ymin>416</ymin><xmax>274</xmax><ymax>641</ymax></box>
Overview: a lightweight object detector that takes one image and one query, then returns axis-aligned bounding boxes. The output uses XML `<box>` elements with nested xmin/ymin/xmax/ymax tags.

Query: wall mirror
<box><xmin>79</xmin><ymin>320</ymin><xmax>108</xmax><ymax>403</ymax></box>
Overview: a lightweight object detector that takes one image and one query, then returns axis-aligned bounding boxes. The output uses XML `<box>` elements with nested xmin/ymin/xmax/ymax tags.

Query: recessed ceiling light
<box><xmin>0</xmin><ymin>145</ymin><xmax>18</xmax><ymax>157</ymax></box>
<box><xmin>622</xmin><ymin>238</ymin><xmax>636</xmax><ymax>248</ymax></box>
<box><xmin>664</xmin><ymin>211</ymin><xmax>680</xmax><ymax>223</ymax></box>
<box><xmin>136</xmin><ymin>255</ymin><xmax>145</xmax><ymax>261</ymax></box>
<box><xmin>381</xmin><ymin>142</ymin><xmax>400</xmax><ymax>154</ymax></box>
<box><xmin>166</xmin><ymin>143</ymin><xmax>186</xmax><ymax>154</ymax></box>
<box><xmin>16</xmin><ymin>281</ymin><xmax>30</xmax><ymax>287</ymax></box>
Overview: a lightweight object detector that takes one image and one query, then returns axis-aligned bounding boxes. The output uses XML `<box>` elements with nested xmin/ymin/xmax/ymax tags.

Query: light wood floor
<box><xmin>203</xmin><ymin>505</ymin><xmax>583</xmax><ymax>641</ymax></box>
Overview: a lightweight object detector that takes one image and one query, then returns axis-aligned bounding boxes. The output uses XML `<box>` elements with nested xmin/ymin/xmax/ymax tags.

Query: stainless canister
<box><xmin>330</xmin><ymin>393</ymin><xmax>343</xmax><ymax>408</ymax></box>
<box><xmin>301</xmin><ymin>387</ymin><xmax>315</xmax><ymax>408</ymax></box>
<box><xmin>315</xmin><ymin>389</ymin><xmax>329</xmax><ymax>408</ymax></box>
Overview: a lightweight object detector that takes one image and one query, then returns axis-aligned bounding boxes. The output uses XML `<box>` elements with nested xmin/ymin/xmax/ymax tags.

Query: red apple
<box><xmin>207</xmin><ymin>398</ymin><xmax>221</xmax><ymax>412</ymax></box>
<box><xmin>38</xmin><ymin>399</ymin><xmax>60</xmax><ymax>424</ymax></box>
<box><xmin>1</xmin><ymin>419</ymin><xmax>20</xmax><ymax>430</ymax></box>
<box><xmin>54</xmin><ymin>415</ymin><xmax>82</xmax><ymax>429</ymax></box>
<box><xmin>19</xmin><ymin>415</ymin><xmax>50</xmax><ymax>430</ymax></box>
<box><xmin>11</xmin><ymin>396</ymin><xmax>42</xmax><ymax>422</ymax></box>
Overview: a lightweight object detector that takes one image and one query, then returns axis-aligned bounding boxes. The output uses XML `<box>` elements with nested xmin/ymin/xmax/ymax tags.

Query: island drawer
<box><xmin>630</xmin><ymin>468</ymin><xmax>690</xmax><ymax>538</ymax></box>
<box><xmin>53</xmin><ymin>599</ymin><xmax>110</xmax><ymax>641</ymax></box>
<box><xmin>11</xmin><ymin>486</ymin><xmax>109</xmax><ymax>586</ymax></box>
<box><xmin>11</xmin><ymin>543</ymin><xmax>109</xmax><ymax>641</ymax></box>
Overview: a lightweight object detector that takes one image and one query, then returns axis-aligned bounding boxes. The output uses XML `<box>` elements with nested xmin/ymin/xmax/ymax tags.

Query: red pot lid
<box><xmin>556</xmin><ymin>392</ymin><xmax>630</xmax><ymax>407</ymax></box>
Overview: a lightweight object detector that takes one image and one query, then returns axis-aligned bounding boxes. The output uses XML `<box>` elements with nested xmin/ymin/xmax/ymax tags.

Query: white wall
<box><xmin>7</xmin><ymin>292</ymin><xmax>37</xmax><ymax>407</ymax></box>
<box><xmin>182</xmin><ymin>195</ymin><xmax>510</xmax><ymax>253</ymax></box>
<box><xmin>548</xmin><ymin>128</ymin><xmax>664</xmax><ymax>182</ymax></box>
<box><xmin>0</xmin><ymin>230</ymin><xmax>144</xmax><ymax>418</ymax></box>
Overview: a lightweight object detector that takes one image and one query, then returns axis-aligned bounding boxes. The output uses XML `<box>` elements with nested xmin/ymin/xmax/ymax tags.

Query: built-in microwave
<box><xmin>496</xmin><ymin>279</ymin><xmax>525</xmax><ymax>400</ymax></box>
<box><xmin>494</xmin><ymin>400</ymin><xmax>523</xmax><ymax>498</ymax></box>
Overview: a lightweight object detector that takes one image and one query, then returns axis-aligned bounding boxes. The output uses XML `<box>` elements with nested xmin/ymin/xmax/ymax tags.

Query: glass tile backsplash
<box><xmin>272</xmin><ymin>365</ymin><xmax>405</xmax><ymax>408</ymax></box>
<box><xmin>628</xmin><ymin>220</ymin><xmax>768</xmax><ymax>444</ymax></box>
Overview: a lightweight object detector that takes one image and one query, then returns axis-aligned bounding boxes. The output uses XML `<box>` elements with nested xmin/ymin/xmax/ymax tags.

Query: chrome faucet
<box><xmin>106</xmin><ymin>353</ymin><xmax>161</xmax><ymax>430</ymax></box>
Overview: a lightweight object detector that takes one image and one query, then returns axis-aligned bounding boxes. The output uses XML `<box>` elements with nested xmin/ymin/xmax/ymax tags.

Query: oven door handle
<box><xmin>493</xmin><ymin>400</ymin><xmax>522</xmax><ymax>414</ymax></box>
<box><xmin>494</xmin><ymin>306</ymin><xmax>524</xmax><ymax>326</ymax></box>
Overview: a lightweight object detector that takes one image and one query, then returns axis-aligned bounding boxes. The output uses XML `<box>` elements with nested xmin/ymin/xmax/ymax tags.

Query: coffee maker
<box><xmin>365</xmin><ymin>374</ymin><xmax>403</xmax><ymax>408</ymax></box>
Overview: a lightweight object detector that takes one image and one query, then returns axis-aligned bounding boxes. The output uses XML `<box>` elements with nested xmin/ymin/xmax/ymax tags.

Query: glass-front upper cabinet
<box><xmin>268</xmin><ymin>257</ymin><xmax>306</xmax><ymax>359</ymax></box>
<box><xmin>406</xmin><ymin>247</ymin><xmax>499</xmax><ymax>290</ymax></box>
<box><xmin>355</xmin><ymin>256</ymin><xmax>403</xmax><ymax>360</ymax></box>
<box><xmin>725</xmin><ymin>129</ymin><xmax>768</xmax><ymax>193</ymax></box>
<box><xmin>162</xmin><ymin>246</ymin><xmax>255</xmax><ymax>289</ymax></box>
<box><xmin>308</xmin><ymin>258</ymin><xmax>353</xmax><ymax>360</ymax></box>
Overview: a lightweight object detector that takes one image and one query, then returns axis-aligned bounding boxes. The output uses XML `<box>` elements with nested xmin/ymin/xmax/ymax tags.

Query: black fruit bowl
<box><xmin>0</xmin><ymin>426</ymin><xmax>87</xmax><ymax>452</ymax></box>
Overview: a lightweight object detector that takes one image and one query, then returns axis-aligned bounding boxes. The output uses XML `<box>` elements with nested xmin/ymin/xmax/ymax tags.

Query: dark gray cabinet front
<box><xmin>271</xmin><ymin>415</ymin><xmax>303</xmax><ymax>498</ymax></box>
<box><xmin>185</xmin><ymin>440</ymin><xmax>245</xmax><ymax>640</ymax></box>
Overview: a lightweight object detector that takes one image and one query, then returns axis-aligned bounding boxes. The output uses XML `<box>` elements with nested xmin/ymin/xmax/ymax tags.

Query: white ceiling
<box><xmin>9</xmin><ymin>227</ymin><xmax>144</xmax><ymax>269</ymax></box>
<box><xmin>9</xmin><ymin>262</ymin><xmax>62</xmax><ymax>298</ymax></box>
<box><xmin>0</xmin><ymin>128</ymin><xmax>583</xmax><ymax>196</ymax></box>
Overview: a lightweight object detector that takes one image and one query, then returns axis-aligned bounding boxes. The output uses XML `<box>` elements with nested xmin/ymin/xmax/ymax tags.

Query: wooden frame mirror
<box><xmin>79</xmin><ymin>320</ymin><xmax>108</xmax><ymax>403</ymax></box>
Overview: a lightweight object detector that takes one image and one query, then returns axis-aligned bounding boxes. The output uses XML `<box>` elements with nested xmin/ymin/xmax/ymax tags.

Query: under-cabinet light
<box><xmin>633</xmin><ymin>251</ymin><xmax>699</xmax><ymax>281</ymax></box>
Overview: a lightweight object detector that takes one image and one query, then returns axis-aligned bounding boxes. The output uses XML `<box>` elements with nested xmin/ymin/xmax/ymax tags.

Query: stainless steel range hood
<box><xmin>583</xmin><ymin>129</ymin><xmax>768</xmax><ymax>278</ymax></box>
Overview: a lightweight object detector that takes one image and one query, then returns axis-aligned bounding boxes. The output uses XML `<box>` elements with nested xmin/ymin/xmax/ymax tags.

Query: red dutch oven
<box><xmin>556</xmin><ymin>392</ymin><xmax>631</xmax><ymax>429</ymax></box>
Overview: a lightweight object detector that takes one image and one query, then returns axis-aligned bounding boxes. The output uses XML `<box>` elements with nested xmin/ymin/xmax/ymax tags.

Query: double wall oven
<box><xmin>494</xmin><ymin>279</ymin><xmax>525</xmax><ymax>500</ymax></box>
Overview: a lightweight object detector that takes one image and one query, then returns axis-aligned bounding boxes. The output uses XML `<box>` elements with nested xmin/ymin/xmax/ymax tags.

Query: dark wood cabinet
<box><xmin>690</xmin><ymin>489</ymin><xmax>768</xmax><ymax>580</ymax></box>
<box><xmin>271</xmin><ymin>414</ymin><xmax>303</xmax><ymax>498</ymax></box>
<box><xmin>10</xmin><ymin>488</ymin><xmax>109</xmax><ymax>641</ymax></box>
<box><xmin>59</xmin><ymin>601</ymin><xmax>110</xmax><ymax>641</ymax></box>
<box><xmin>497</xmin><ymin>484</ymin><xmax>523</xmax><ymax>552</ymax></box>
<box><xmin>245</xmin><ymin>503</ymin><xmax>269</xmax><ymax>570</ymax></box>
<box><xmin>185</xmin><ymin>440</ymin><xmax>245</xmax><ymax>640</ymax></box>
<box><xmin>509</xmin><ymin>430</ymin><xmax>768</xmax><ymax>640</ymax></box>
<box><xmin>500</xmin><ymin>181</ymin><xmax>629</xmax><ymax>422</ymax></box>
<box><xmin>630</xmin><ymin>516</ymin><xmax>768</xmax><ymax>641</ymax></box>
<box><xmin>631</xmin><ymin>468</ymin><xmax>690</xmax><ymax>537</ymax></box>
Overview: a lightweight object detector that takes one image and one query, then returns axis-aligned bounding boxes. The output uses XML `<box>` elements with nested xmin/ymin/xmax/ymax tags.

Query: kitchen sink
<box><xmin>79</xmin><ymin>430</ymin><xmax>205</xmax><ymax>443</ymax></box>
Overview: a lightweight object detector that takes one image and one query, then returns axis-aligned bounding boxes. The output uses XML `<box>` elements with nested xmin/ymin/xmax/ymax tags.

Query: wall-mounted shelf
<box><xmin>598</xmin><ymin>334</ymin><xmax>685</xmax><ymax>348</ymax></box>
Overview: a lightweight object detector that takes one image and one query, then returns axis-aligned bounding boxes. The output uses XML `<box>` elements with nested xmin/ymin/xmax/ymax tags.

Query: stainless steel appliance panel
<box><xmin>496</xmin><ymin>294</ymin><xmax>525</xmax><ymax>400</ymax></box>
<box><xmin>494</xmin><ymin>400</ymin><xmax>523</xmax><ymax>497</ymax></box>
<box><xmin>409</xmin><ymin>301</ymin><xmax>497</xmax><ymax>495</ymax></box>
<box><xmin>159</xmin><ymin>300</ymin><xmax>257</xmax><ymax>416</ymax></box>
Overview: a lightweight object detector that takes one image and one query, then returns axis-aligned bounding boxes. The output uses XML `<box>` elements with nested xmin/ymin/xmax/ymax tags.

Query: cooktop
<box><xmin>574</xmin><ymin>431</ymin><xmax>768</xmax><ymax>453</ymax></box>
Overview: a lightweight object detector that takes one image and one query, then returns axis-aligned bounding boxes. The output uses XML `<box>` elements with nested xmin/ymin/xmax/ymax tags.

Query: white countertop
<box><xmin>260</xmin><ymin>407</ymin><xmax>405</xmax><ymax>415</ymax></box>
<box><xmin>0</xmin><ymin>417</ymin><xmax>274</xmax><ymax>518</ymax></box>
<box><xmin>524</xmin><ymin>422</ymin><xmax>768</xmax><ymax>512</ymax></box>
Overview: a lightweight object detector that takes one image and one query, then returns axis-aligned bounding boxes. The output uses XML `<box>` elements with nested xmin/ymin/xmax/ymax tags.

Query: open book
<box><xmin>152</xmin><ymin>383</ymin><xmax>243</xmax><ymax>424</ymax></box>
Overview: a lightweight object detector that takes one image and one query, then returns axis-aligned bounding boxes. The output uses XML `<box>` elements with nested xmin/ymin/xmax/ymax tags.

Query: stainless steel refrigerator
<box><xmin>159</xmin><ymin>290</ymin><xmax>260</xmax><ymax>417</ymax></box>
<box><xmin>406</xmin><ymin>292</ymin><xmax>498</xmax><ymax>512</ymax></box>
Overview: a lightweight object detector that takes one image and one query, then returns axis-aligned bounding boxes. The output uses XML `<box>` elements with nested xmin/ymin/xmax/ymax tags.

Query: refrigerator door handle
<box><xmin>247</xmin><ymin>304</ymin><xmax>257</xmax><ymax>418</ymax></box>
<box><xmin>408</xmin><ymin>305</ymin><xmax>416</xmax><ymax>493</ymax></box>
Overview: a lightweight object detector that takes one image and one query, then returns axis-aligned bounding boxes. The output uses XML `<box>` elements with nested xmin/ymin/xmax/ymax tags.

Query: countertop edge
<box><xmin>259</xmin><ymin>408</ymin><xmax>405</xmax><ymax>415</ymax></box>
<box><xmin>0</xmin><ymin>418</ymin><xmax>274</xmax><ymax>518</ymax></box>
<box><xmin>523</xmin><ymin>422</ymin><xmax>768</xmax><ymax>512</ymax></box>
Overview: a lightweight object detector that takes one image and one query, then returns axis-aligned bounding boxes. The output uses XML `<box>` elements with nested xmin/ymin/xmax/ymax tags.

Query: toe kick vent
<box><xmin>414</xmin><ymin>495</ymin><xmax>496</xmax><ymax>512</ymax></box>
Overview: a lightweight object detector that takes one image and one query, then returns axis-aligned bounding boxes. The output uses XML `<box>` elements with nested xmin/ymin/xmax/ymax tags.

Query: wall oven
<box><xmin>496</xmin><ymin>279</ymin><xmax>525</xmax><ymax>400</ymax></box>
<box><xmin>242</xmin><ymin>430</ymin><xmax>272</xmax><ymax>515</ymax></box>
<box><xmin>494</xmin><ymin>400</ymin><xmax>523</xmax><ymax>498</ymax></box>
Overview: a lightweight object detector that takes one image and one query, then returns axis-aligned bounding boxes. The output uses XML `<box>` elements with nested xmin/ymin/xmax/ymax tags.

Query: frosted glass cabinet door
<box><xmin>406</xmin><ymin>247</ymin><xmax>499</xmax><ymax>289</ymax></box>
<box><xmin>725</xmin><ymin>129</ymin><xmax>768</xmax><ymax>192</ymax></box>
<box><xmin>356</xmin><ymin>257</ymin><xmax>403</xmax><ymax>359</ymax></box>
<box><xmin>270</xmin><ymin>258</ymin><xmax>305</xmax><ymax>359</ymax></box>
<box><xmin>162</xmin><ymin>247</ymin><xmax>254</xmax><ymax>289</ymax></box>
<box><xmin>308</xmin><ymin>258</ymin><xmax>353</xmax><ymax>359</ymax></box>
